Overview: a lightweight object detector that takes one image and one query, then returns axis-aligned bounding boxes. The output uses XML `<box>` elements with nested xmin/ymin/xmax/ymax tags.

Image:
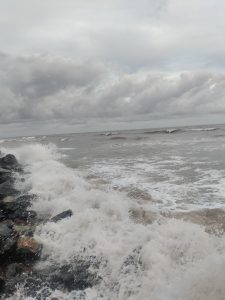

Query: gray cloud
<box><xmin>0</xmin><ymin>0</ymin><xmax>224</xmax><ymax>133</ymax></box>
<box><xmin>0</xmin><ymin>53</ymin><xmax>224</xmax><ymax>125</ymax></box>
<box><xmin>0</xmin><ymin>0</ymin><xmax>224</xmax><ymax>71</ymax></box>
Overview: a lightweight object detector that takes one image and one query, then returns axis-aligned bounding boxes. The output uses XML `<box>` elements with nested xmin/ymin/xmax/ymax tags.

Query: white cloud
<box><xmin>0</xmin><ymin>53</ymin><xmax>224</xmax><ymax>125</ymax></box>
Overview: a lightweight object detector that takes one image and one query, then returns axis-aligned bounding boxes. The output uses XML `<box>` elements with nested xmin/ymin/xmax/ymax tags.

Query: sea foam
<box><xmin>2</xmin><ymin>143</ymin><xmax>225</xmax><ymax>300</ymax></box>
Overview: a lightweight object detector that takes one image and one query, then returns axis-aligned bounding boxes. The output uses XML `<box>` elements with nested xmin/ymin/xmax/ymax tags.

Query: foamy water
<box><xmin>1</xmin><ymin>125</ymin><xmax>225</xmax><ymax>299</ymax></box>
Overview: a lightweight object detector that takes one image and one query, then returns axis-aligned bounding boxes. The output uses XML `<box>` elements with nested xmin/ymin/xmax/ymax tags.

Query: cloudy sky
<box><xmin>0</xmin><ymin>0</ymin><xmax>225</xmax><ymax>136</ymax></box>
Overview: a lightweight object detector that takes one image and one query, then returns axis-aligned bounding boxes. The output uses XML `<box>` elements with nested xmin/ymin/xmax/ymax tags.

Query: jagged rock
<box><xmin>1</xmin><ymin>199</ymin><xmax>29</xmax><ymax>213</ymax></box>
<box><xmin>0</xmin><ymin>154</ymin><xmax>19</xmax><ymax>171</ymax></box>
<box><xmin>3</xmin><ymin>270</ymin><xmax>32</xmax><ymax>296</ymax></box>
<box><xmin>8</xmin><ymin>210</ymin><xmax>37</xmax><ymax>223</ymax></box>
<box><xmin>0</xmin><ymin>276</ymin><xmax>5</xmax><ymax>294</ymax></box>
<box><xmin>0</xmin><ymin>210</ymin><xmax>7</xmax><ymax>221</ymax></box>
<box><xmin>0</xmin><ymin>168</ymin><xmax>12</xmax><ymax>185</ymax></box>
<box><xmin>13</xmin><ymin>224</ymin><xmax>35</xmax><ymax>236</ymax></box>
<box><xmin>0</xmin><ymin>180</ymin><xmax>19</xmax><ymax>200</ymax></box>
<box><xmin>46</xmin><ymin>258</ymin><xmax>101</xmax><ymax>292</ymax></box>
<box><xmin>50</xmin><ymin>209</ymin><xmax>73</xmax><ymax>223</ymax></box>
<box><xmin>0</xmin><ymin>168</ymin><xmax>11</xmax><ymax>174</ymax></box>
<box><xmin>16</xmin><ymin>194</ymin><xmax>37</xmax><ymax>203</ymax></box>
<box><xmin>16</xmin><ymin>237</ymin><xmax>42</xmax><ymax>262</ymax></box>
<box><xmin>0</xmin><ymin>223</ymin><xmax>18</xmax><ymax>256</ymax></box>
<box><xmin>1</xmin><ymin>196</ymin><xmax>14</xmax><ymax>203</ymax></box>
<box><xmin>5</xmin><ymin>263</ymin><xmax>26</xmax><ymax>278</ymax></box>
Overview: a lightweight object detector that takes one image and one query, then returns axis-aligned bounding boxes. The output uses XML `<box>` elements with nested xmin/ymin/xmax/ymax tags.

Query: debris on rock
<box><xmin>50</xmin><ymin>209</ymin><xmax>73</xmax><ymax>223</ymax></box>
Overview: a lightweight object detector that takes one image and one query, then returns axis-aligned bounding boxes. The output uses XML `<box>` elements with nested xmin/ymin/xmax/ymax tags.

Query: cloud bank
<box><xmin>0</xmin><ymin>0</ymin><xmax>224</xmax><ymax>134</ymax></box>
<box><xmin>0</xmin><ymin>53</ymin><xmax>224</xmax><ymax>125</ymax></box>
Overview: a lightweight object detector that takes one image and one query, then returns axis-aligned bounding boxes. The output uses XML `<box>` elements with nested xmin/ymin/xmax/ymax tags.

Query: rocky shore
<box><xmin>0</xmin><ymin>153</ymin><xmax>99</xmax><ymax>299</ymax></box>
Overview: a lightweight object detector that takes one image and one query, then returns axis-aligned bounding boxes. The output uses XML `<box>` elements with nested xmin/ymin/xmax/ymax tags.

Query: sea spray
<box><xmin>1</xmin><ymin>143</ymin><xmax>225</xmax><ymax>299</ymax></box>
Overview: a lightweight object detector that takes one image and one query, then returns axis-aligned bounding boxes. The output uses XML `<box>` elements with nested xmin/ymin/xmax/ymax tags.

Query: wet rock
<box><xmin>0</xmin><ymin>196</ymin><xmax>32</xmax><ymax>213</ymax></box>
<box><xmin>0</xmin><ymin>170</ymin><xmax>12</xmax><ymax>185</ymax></box>
<box><xmin>0</xmin><ymin>276</ymin><xmax>5</xmax><ymax>294</ymax></box>
<box><xmin>121</xmin><ymin>246</ymin><xmax>143</xmax><ymax>274</ymax></box>
<box><xmin>13</xmin><ymin>224</ymin><xmax>35</xmax><ymax>236</ymax></box>
<box><xmin>0</xmin><ymin>168</ymin><xmax>11</xmax><ymax>174</ymax></box>
<box><xmin>8</xmin><ymin>210</ymin><xmax>37</xmax><ymax>222</ymax></box>
<box><xmin>16</xmin><ymin>237</ymin><xmax>42</xmax><ymax>262</ymax></box>
<box><xmin>0</xmin><ymin>263</ymin><xmax>28</xmax><ymax>295</ymax></box>
<box><xmin>0</xmin><ymin>223</ymin><xmax>18</xmax><ymax>256</ymax></box>
<box><xmin>3</xmin><ymin>271</ymin><xmax>31</xmax><ymax>296</ymax></box>
<box><xmin>0</xmin><ymin>154</ymin><xmax>19</xmax><ymax>171</ymax></box>
<box><xmin>1</xmin><ymin>196</ymin><xmax>14</xmax><ymax>203</ymax></box>
<box><xmin>50</xmin><ymin>209</ymin><xmax>73</xmax><ymax>223</ymax></box>
<box><xmin>47</xmin><ymin>258</ymin><xmax>101</xmax><ymax>292</ymax></box>
<box><xmin>0</xmin><ymin>210</ymin><xmax>7</xmax><ymax>221</ymax></box>
<box><xmin>5</xmin><ymin>263</ymin><xmax>26</xmax><ymax>278</ymax></box>
<box><xmin>16</xmin><ymin>194</ymin><xmax>37</xmax><ymax>203</ymax></box>
<box><xmin>0</xmin><ymin>180</ymin><xmax>19</xmax><ymax>200</ymax></box>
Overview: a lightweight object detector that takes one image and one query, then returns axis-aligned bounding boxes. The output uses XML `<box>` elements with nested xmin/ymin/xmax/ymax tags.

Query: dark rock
<box><xmin>0</xmin><ymin>210</ymin><xmax>7</xmax><ymax>221</ymax></box>
<box><xmin>47</xmin><ymin>258</ymin><xmax>101</xmax><ymax>292</ymax></box>
<box><xmin>0</xmin><ymin>180</ymin><xmax>19</xmax><ymax>200</ymax></box>
<box><xmin>0</xmin><ymin>195</ymin><xmax>33</xmax><ymax>213</ymax></box>
<box><xmin>13</xmin><ymin>224</ymin><xmax>35</xmax><ymax>236</ymax></box>
<box><xmin>0</xmin><ymin>154</ymin><xmax>19</xmax><ymax>171</ymax></box>
<box><xmin>3</xmin><ymin>272</ymin><xmax>31</xmax><ymax>296</ymax></box>
<box><xmin>16</xmin><ymin>237</ymin><xmax>42</xmax><ymax>262</ymax></box>
<box><xmin>50</xmin><ymin>209</ymin><xmax>73</xmax><ymax>223</ymax></box>
<box><xmin>0</xmin><ymin>168</ymin><xmax>11</xmax><ymax>174</ymax></box>
<box><xmin>0</xmin><ymin>263</ymin><xmax>29</xmax><ymax>295</ymax></box>
<box><xmin>16</xmin><ymin>194</ymin><xmax>37</xmax><ymax>203</ymax></box>
<box><xmin>5</xmin><ymin>263</ymin><xmax>26</xmax><ymax>278</ymax></box>
<box><xmin>8</xmin><ymin>210</ymin><xmax>37</xmax><ymax>222</ymax></box>
<box><xmin>0</xmin><ymin>169</ymin><xmax>12</xmax><ymax>185</ymax></box>
<box><xmin>0</xmin><ymin>223</ymin><xmax>18</xmax><ymax>256</ymax></box>
<box><xmin>0</xmin><ymin>276</ymin><xmax>5</xmax><ymax>294</ymax></box>
<box><xmin>2</xmin><ymin>257</ymin><xmax>101</xmax><ymax>298</ymax></box>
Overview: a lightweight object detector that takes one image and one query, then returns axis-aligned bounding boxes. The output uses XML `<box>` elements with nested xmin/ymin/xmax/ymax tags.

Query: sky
<box><xmin>0</xmin><ymin>0</ymin><xmax>225</xmax><ymax>136</ymax></box>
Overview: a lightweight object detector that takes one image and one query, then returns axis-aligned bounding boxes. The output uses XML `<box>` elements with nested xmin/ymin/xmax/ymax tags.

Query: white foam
<box><xmin>3</xmin><ymin>143</ymin><xmax>225</xmax><ymax>300</ymax></box>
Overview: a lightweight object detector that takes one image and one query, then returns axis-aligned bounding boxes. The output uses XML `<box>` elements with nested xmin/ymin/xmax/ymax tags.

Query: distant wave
<box><xmin>98</xmin><ymin>131</ymin><xmax>119</xmax><ymax>136</ymax></box>
<box><xmin>187</xmin><ymin>127</ymin><xmax>218</xmax><ymax>132</ymax></box>
<box><xmin>144</xmin><ymin>129</ymin><xmax>182</xmax><ymax>134</ymax></box>
<box><xmin>110</xmin><ymin>136</ymin><xmax>127</xmax><ymax>140</ymax></box>
<box><xmin>144</xmin><ymin>127</ymin><xmax>219</xmax><ymax>135</ymax></box>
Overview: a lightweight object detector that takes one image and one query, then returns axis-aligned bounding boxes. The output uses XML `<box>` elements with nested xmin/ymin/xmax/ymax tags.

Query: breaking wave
<box><xmin>1</xmin><ymin>144</ymin><xmax>225</xmax><ymax>300</ymax></box>
<box><xmin>144</xmin><ymin>127</ymin><xmax>219</xmax><ymax>135</ymax></box>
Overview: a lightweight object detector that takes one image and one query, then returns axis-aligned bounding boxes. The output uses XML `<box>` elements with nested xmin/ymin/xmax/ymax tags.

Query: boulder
<box><xmin>0</xmin><ymin>180</ymin><xmax>19</xmax><ymax>200</ymax></box>
<box><xmin>0</xmin><ymin>154</ymin><xmax>19</xmax><ymax>171</ymax></box>
<box><xmin>0</xmin><ymin>276</ymin><xmax>5</xmax><ymax>294</ymax></box>
<box><xmin>0</xmin><ymin>169</ymin><xmax>12</xmax><ymax>185</ymax></box>
<box><xmin>16</xmin><ymin>237</ymin><xmax>42</xmax><ymax>262</ymax></box>
<box><xmin>50</xmin><ymin>209</ymin><xmax>73</xmax><ymax>223</ymax></box>
<box><xmin>13</xmin><ymin>224</ymin><xmax>35</xmax><ymax>236</ymax></box>
<box><xmin>0</xmin><ymin>223</ymin><xmax>18</xmax><ymax>256</ymax></box>
<box><xmin>46</xmin><ymin>258</ymin><xmax>101</xmax><ymax>291</ymax></box>
<box><xmin>0</xmin><ymin>168</ymin><xmax>11</xmax><ymax>174</ymax></box>
<box><xmin>0</xmin><ymin>195</ymin><xmax>32</xmax><ymax>213</ymax></box>
<box><xmin>8</xmin><ymin>210</ymin><xmax>37</xmax><ymax>223</ymax></box>
<box><xmin>0</xmin><ymin>210</ymin><xmax>7</xmax><ymax>221</ymax></box>
<box><xmin>5</xmin><ymin>263</ymin><xmax>26</xmax><ymax>278</ymax></box>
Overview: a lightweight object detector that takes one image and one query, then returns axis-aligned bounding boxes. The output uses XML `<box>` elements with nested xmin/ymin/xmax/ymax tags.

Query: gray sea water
<box><xmin>1</xmin><ymin>124</ymin><xmax>225</xmax><ymax>299</ymax></box>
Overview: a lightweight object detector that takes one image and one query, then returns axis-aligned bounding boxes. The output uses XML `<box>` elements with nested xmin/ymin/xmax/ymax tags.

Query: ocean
<box><xmin>1</xmin><ymin>124</ymin><xmax>225</xmax><ymax>299</ymax></box>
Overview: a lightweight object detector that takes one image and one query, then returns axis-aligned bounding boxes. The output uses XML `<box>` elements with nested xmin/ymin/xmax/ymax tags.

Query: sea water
<box><xmin>1</xmin><ymin>124</ymin><xmax>225</xmax><ymax>299</ymax></box>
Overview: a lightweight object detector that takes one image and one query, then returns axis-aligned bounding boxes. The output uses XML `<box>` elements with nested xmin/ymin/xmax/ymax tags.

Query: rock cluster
<box><xmin>0</xmin><ymin>153</ymin><xmax>98</xmax><ymax>299</ymax></box>
<box><xmin>0</xmin><ymin>154</ymin><xmax>43</xmax><ymax>296</ymax></box>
